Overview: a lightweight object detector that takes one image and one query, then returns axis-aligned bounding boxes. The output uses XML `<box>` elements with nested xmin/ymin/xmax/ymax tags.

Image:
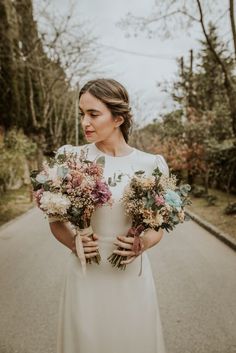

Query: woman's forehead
<box><xmin>79</xmin><ymin>92</ymin><xmax>106</xmax><ymax>111</ymax></box>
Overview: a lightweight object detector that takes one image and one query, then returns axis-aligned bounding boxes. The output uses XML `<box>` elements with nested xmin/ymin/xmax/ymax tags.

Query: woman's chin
<box><xmin>84</xmin><ymin>134</ymin><xmax>96</xmax><ymax>142</ymax></box>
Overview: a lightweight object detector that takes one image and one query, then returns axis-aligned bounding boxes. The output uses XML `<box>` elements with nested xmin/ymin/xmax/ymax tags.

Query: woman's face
<box><xmin>79</xmin><ymin>92</ymin><xmax>122</xmax><ymax>143</ymax></box>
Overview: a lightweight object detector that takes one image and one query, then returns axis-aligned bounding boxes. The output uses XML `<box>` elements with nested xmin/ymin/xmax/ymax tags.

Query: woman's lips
<box><xmin>85</xmin><ymin>131</ymin><xmax>94</xmax><ymax>136</ymax></box>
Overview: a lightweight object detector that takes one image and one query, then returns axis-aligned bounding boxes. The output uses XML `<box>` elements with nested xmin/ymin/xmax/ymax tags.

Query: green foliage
<box><xmin>96</xmin><ymin>156</ymin><xmax>105</xmax><ymax>168</ymax></box>
<box><xmin>191</xmin><ymin>185</ymin><xmax>206</xmax><ymax>198</ymax></box>
<box><xmin>224</xmin><ymin>203</ymin><xmax>236</xmax><ymax>215</ymax></box>
<box><xmin>0</xmin><ymin>0</ymin><xmax>87</xmax><ymax>153</ymax></box>
<box><xmin>4</xmin><ymin>128</ymin><xmax>37</xmax><ymax>158</ymax></box>
<box><xmin>135</xmin><ymin>24</ymin><xmax>236</xmax><ymax>192</ymax></box>
<box><xmin>0</xmin><ymin>128</ymin><xmax>37</xmax><ymax>193</ymax></box>
<box><xmin>204</xmin><ymin>194</ymin><xmax>218</xmax><ymax>206</ymax></box>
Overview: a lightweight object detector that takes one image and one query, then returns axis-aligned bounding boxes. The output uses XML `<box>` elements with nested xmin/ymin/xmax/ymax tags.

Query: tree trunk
<box><xmin>229</xmin><ymin>0</ymin><xmax>236</xmax><ymax>61</ymax></box>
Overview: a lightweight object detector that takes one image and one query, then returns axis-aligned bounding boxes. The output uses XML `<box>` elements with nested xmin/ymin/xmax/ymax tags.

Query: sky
<box><xmin>33</xmin><ymin>0</ymin><xmax>230</xmax><ymax>125</ymax></box>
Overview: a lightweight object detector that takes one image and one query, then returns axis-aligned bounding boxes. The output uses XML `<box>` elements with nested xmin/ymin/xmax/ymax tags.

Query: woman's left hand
<box><xmin>113</xmin><ymin>235</ymin><xmax>147</xmax><ymax>265</ymax></box>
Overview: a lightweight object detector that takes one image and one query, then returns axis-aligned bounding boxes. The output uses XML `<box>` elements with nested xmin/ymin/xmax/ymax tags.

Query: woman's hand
<box><xmin>72</xmin><ymin>233</ymin><xmax>100</xmax><ymax>259</ymax></box>
<box><xmin>113</xmin><ymin>235</ymin><xmax>146</xmax><ymax>265</ymax></box>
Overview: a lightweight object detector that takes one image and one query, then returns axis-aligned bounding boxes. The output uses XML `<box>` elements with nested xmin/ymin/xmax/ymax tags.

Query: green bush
<box><xmin>191</xmin><ymin>185</ymin><xmax>206</xmax><ymax>197</ymax></box>
<box><xmin>224</xmin><ymin>202</ymin><xmax>236</xmax><ymax>215</ymax></box>
<box><xmin>0</xmin><ymin>129</ymin><xmax>37</xmax><ymax>193</ymax></box>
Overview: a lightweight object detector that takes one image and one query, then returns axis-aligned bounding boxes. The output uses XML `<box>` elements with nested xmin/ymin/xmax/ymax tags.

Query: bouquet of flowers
<box><xmin>31</xmin><ymin>148</ymin><xmax>112</xmax><ymax>274</ymax></box>
<box><xmin>108</xmin><ymin>167</ymin><xmax>191</xmax><ymax>272</ymax></box>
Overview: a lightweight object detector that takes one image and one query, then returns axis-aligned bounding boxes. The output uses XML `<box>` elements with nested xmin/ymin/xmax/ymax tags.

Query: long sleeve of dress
<box><xmin>155</xmin><ymin>154</ymin><xmax>169</xmax><ymax>177</ymax></box>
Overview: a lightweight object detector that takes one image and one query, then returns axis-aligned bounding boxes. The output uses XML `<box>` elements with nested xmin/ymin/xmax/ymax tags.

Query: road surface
<box><xmin>0</xmin><ymin>208</ymin><xmax>236</xmax><ymax>353</ymax></box>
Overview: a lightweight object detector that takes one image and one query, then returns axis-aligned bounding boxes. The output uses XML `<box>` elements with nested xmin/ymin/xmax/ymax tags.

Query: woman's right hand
<box><xmin>72</xmin><ymin>233</ymin><xmax>100</xmax><ymax>259</ymax></box>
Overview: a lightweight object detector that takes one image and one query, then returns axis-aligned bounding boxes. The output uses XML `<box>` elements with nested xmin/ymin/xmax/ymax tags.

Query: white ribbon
<box><xmin>74</xmin><ymin>225</ymin><xmax>93</xmax><ymax>276</ymax></box>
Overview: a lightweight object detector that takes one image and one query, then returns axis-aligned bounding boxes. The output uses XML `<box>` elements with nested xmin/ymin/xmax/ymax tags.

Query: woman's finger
<box><xmin>84</xmin><ymin>246</ymin><xmax>99</xmax><ymax>253</ymax></box>
<box><xmin>117</xmin><ymin>236</ymin><xmax>134</xmax><ymax>244</ymax></box>
<box><xmin>113</xmin><ymin>240</ymin><xmax>132</xmax><ymax>250</ymax></box>
<box><xmin>84</xmin><ymin>241</ymin><xmax>98</xmax><ymax>247</ymax></box>
<box><xmin>92</xmin><ymin>233</ymin><xmax>99</xmax><ymax>240</ymax></box>
<box><xmin>113</xmin><ymin>249</ymin><xmax>135</xmax><ymax>256</ymax></box>
<box><xmin>81</xmin><ymin>235</ymin><xmax>91</xmax><ymax>243</ymax></box>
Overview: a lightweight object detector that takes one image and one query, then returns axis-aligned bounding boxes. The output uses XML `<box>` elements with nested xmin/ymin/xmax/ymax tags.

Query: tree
<box><xmin>119</xmin><ymin>0</ymin><xmax>236</xmax><ymax>137</ymax></box>
<box><xmin>0</xmin><ymin>0</ymin><xmax>99</xmax><ymax>165</ymax></box>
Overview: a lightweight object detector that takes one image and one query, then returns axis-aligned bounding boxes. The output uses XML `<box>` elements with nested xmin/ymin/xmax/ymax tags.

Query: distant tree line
<box><xmin>0</xmin><ymin>0</ymin><xmax>98</xmax><ymax>153</ymax></box>
<box><xmin>0</xmin><ymin>0</ymin><xmax>97</xmax><ymax>191</ymax></box>
<box><xmin>131</xmin><ymin>26</ymin><xmax>236</xmax><ymax>192</ymax></box>
<box><xmin>125</xmin><ymin>1</ymin><xmax>236</xmax><ymax>193</ymax></box>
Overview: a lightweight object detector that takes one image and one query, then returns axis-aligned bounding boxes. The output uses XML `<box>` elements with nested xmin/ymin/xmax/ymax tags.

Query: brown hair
<box><xmin>79</xmin><ymin>78</ymin><xmax>133</xmax><ymax>142</ymax></box>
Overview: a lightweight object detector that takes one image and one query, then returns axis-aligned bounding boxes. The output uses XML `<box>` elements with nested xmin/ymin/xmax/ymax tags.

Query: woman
<box><xmin>49</xmin><ymin>78</ymin><xmax>169</xmax><ymax>353</ymax></box>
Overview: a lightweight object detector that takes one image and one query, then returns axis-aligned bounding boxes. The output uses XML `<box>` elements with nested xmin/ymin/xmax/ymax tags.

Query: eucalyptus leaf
<box><xmin>43</xmin><ymin>182</ymin><xmax>51</xmax><ymax>191</ymax></box>
<box><xmin>96</xmin><ymin>156</ymin><xmax>105</xmax><ymax>167</ymax></box>
<box><xmin>134</xmin><ymin>170</ymin><xmax>145</xmax><ymax>176</ymax></box>
<box><xmin>180</xmin><ymin>184</ymin><xmax>191</xmax><ymax>194</ymax></box>
<box><xmin>30</xmin><ymin>170</ymin><xmax>39</xmax><ymax>178</ymax></box>
<box><xmin>36</xmin><ymin>174</ymin><xmax>48</xmax><ymax>184</ymax></box>
<box><xmin>30</xmin><ymin>178</ymin><xmax>42</xmax><ymax>191</ymax></box>
<box><xmin>152</xmin><ymin>167</ymin><xmax>162</xmax><ymax>177</ymax></box>
<box><xmin>57</xmin><ymin>166</ymin><xmax>69</xmax><ymax>178</ymax></box>
<box><xmin>68</xmin><ymin>207</ymin><xmax>81</xmax><ymax>218</ymax></box>
<box><xmin>108</xmin><ymin>176</ymin><xmax>117</xmax><ymax>187</ymax></box>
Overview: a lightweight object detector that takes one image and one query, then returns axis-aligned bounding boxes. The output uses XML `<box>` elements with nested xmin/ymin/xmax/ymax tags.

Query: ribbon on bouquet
<box><xmin>73</xmin><ymin>225</ymin><xmax>93</xmax><ymax>276</ymax></box>
<box><xmin>128</xmin><ymin>225</ymin><xmax>146</xmax><ymax>276</ymax></box>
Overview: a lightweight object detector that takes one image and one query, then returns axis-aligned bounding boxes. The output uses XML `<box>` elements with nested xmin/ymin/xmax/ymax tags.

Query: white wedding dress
<box><xmin>50</xmin><ymin>142</ymin><xmax>169</xmax><ymax>353</ymax></box>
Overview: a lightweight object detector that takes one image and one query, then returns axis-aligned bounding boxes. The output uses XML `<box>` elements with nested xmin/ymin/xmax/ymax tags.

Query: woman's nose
<box><xmin>82</xmin><ymin>114</ymin><xmax>92</xmax><ymax>126</ymax></box>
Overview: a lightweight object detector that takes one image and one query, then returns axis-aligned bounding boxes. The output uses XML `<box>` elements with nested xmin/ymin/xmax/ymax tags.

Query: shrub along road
<box><xmin>0</xmin><ymin>208</ymin><xmax>236</xmax><ymax>353</ymax></box>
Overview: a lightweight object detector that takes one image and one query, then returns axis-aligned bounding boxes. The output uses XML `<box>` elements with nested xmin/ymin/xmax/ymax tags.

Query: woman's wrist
<box><xmin>50</xmin><ymin>221</ymin><xmax>75</xmax><ymax>251</ymax></box>
<box><xmin>141</xmin><ymin>228</ymin><xmax>163</xmax><ymax>251</ymax></box>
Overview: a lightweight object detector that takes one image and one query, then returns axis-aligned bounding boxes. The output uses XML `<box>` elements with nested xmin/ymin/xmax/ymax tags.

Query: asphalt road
<box><xmin>0</xmin><ymin>208</ymin><xmax>236</xmax><ymax>353</ymax></box>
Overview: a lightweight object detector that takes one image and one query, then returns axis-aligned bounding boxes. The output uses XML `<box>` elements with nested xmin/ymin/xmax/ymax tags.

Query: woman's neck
<box><xmin>95</xmin><ymin>137</ymin><xmax>132</xmax><ymax>157</ymax></box>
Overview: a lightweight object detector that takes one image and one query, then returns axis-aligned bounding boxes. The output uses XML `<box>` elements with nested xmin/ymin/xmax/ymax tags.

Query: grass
<box><xmin>0</xmin><ymin>185</ymin><xmax>34</xmax><ymax>227</ymax></box>
<box><xmin>188</xmin><ymin>188</ymin><xmax>236</xmax><ymax>241</ymax></box>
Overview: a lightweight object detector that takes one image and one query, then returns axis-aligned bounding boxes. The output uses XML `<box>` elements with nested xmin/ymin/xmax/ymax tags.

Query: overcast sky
<box><xmin>33</xmin><ymin>0</ymin><xmax>230</xmax><ymax>124</ymax></box>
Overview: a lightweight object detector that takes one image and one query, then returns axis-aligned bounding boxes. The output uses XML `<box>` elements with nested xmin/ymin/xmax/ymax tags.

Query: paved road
<box><xmin>0</xmin><ymin>208</ymin><xmax>236</xmax><ymax>353</ymax></box>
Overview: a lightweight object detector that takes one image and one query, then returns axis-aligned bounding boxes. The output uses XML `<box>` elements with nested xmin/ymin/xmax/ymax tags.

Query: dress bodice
<box><xmin>56</xmin><ymin>143</ymin><xmax>169</xmax><ymax>241</ymax></box>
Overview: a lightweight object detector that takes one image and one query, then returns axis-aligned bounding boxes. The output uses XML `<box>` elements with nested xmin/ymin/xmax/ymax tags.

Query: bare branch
<box><xmin>229</xmin><ymin>0</ymin><xmax>236</xmax><ymax>60</ymax></box>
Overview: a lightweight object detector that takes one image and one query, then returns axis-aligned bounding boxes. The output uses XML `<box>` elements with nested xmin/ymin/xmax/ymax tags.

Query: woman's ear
<box><xmin>114</xmin><ymin>116</ymin><xmax>124</xmax><ymax>127</ymax></box>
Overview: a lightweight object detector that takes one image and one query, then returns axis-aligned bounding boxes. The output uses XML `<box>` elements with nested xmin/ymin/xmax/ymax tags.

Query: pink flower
<box><xmin>154</xmin><ymin>195</ymin><xmax>165</xmax><ymax>206</ymax></box>
<box><xmin>86</xmin><ymin>163</ymin><xmax>103</xmax><ymax>177</ymax></box>
<box><xmin>92</xmin><ymin>180</ymin><xmax>112</xmax><ymax>206</ymax></box>
<box><xmin>33</xmin><ymin>189</ymin><xmax>44</xmax><ymax>207</ymax></box>
<box><xmin>66</xmin><ymin>174</ymin><xmax>72</xmax><ymax>181</ymax></box>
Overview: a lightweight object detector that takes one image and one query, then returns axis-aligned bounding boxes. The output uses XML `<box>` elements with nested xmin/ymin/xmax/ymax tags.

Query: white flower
<box><xmin>155</xmin><ymin>213</ymin><xmax>164</xmax><ymax>226</ymax></box>
<box><xmin>178</xmin><ymin>210</ymin><xmax>185</xmax><ymax>222</ymax></box>
<box><xmin>40</xmin><ymin>191</ymin><xmax>71</xmax><ymax>215</ymax></box>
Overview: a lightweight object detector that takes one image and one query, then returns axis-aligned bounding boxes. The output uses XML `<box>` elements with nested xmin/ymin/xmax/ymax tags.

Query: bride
<box><xmin>49</xmin><ymin>78</ymin><xmax>169</xmax><ymax>353</ymax></box>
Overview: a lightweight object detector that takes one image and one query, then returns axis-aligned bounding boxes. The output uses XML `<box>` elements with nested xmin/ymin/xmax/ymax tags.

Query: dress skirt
<box><xmin>56</xmin><ymin>238</ymin><xmax>166</xmax><ymax>353</ymax></box>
